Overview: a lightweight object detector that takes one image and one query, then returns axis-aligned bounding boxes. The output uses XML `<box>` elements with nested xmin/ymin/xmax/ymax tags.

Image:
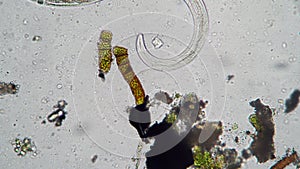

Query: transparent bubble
<box><xmin>56</xmin><ymin>83</ymin><xmax>63</xmax><ymax>89</ymax></box>
<box><xmin>24</xmin><ymin>34</ymin><xmax>30</xmax><ymax>39</ymax></box>
<box><xmin>151</xmin><ymin>36</ymin><xmax>164</xmax><ymax>49</ymax></box>
<box><xmin>41</xmin><ymin>96</ymin><xmax>50</xmax><ymax>104</ymax></box>
<box><xmin>267</xmin><ymin>41</ymin><xmax>272</xmax><ymax>46</ymax></box>
<box><xmin>23</xmin><ymin>19</ymin><xmax>28</xmax><ymax>25</ymax></box>
<box><xmin>281</xmin><ymin>42</ymin><xmax>287</xmax><ymax>48</ymax></box>
<box><xmin>288</xmin><ymin>56</ymin><xmax>297</xmax><ymax>63</ymax></box>
<box><xmin>281</xmin><ymin>88</ymin><xmax>287</xmax><ymax>93</ymax></box>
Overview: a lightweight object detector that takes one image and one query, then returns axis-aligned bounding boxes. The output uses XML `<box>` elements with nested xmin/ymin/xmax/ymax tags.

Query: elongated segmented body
<box><xmin>113</xmin><ymin>46</ymin><xmax>145</xmax><ymax>105</ymax></box>
<box><xmin>270</xmin><ymin>151</ymin><xmax>299</xmax><ymax>169</ymax></box>
<box><xmin>98</xmin><ymin>30</ymin><xmax>113</xmax><ymax>79</ymax></box>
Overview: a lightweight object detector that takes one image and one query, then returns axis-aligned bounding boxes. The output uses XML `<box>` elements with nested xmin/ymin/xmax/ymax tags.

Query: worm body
<box><xmin>113</xmin><ymin>46</ymin><xmax>145</xmax><ymax>105</ymax></box>
<box><xmin>98</xmin><ymin>30</ymin><xmax>113</xmax><ymax>79</ymax></box>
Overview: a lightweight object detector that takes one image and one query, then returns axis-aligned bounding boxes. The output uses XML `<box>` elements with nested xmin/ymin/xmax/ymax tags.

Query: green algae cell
<box><xmin>193</xmin><ymin>146</ymin><xmax>224</xmax><ymax>169</ymax></box>
<box><xmin>248</xmin><ymin>114</ymin><xmax>262</xmax><ymax>132</ymax></box>
<box><xmin>166</xmin><ymin>112</ymin><xmax>177</xmax><ymax>124</ymax></box>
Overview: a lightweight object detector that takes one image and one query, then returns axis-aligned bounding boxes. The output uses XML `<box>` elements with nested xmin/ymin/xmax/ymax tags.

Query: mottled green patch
<box><xmin>193</xmin><ymin>146</ymin><xmax>224</xmax><ymax>169</ymax></box>
<box><xmin>249</xmin><ymin>114</ymin><xmax>262</xmax><ymax>132</ymax></box>
<box><xmin>11</xmin><ymin>137</ymin><xmax>37</xmax><ymax>157</ymax></box>
<box><xmin>113</xmin><ymin>46</ymin><xmax>128</xmax><ymax>57</ymax></box>
<box><xmin>174</xmin><ymin>92</ymin><xmax>182</xmax><ymax>99</ymax></box>
<box><xmin>100</xmin><ymin>30</ymin><xmax>112</xmax><ymax>42</ymax></box>
<box><xmin>166</xmin><ymin>112</ymin><xmax>177</xmax><ymax>124</ymax></box>
<box><xmin>231</xmin><ymin>123</ymin><xmax>239</xmax><ymax>131</ymax></box>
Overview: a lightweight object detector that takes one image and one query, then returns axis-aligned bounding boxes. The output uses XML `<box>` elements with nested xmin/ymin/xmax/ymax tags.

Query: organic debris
<box><xmin>91</xmin><ymin>154</ymin><xmax>98</xmax><ymax>163</ymax></box>
<box><xmin>284</xmin><ymin>89</ymin><xmax>300</xmax><ymax>113</ymax></box>
<box><xmin>139</xmin><ymin>93</ymin><xmax>241</xmax><ymax>169</ymax></box>
<box><xmin>113</xmin><ymin>46</ymin><xmax>146</xmax><ymax>107</ymax></box>
<box><xmin>47</xmin><ymin>100</ymin><xmax>68</xmax><ymax>127</ymax></box>
<box><xmin>154</xmin><ymin>91</ymin><xmax>173</xmax><ymax>104</ymax></box>
<box><xmin>248</xmin><ymin>99</ymin><xmax>275</xmax><ymax>163</ymax></box>
<box><xmin>226</xmin><ymin>75</ymin><xmax>235</xmax><ymax>83</ymax></box>
<box><xmin>192</xmin><ymin>146</ymin><xmax>224</xmax><ymax>169</ymax></box>
<box><xmin>98</xmin><ymin>30</ymin><xmax>113</xmax><ymax>80</ymax></box>
<box><xmin>11</xmin><ymin>137</ymin><xmax>37</xmax><ymax>157</ymax></box>
<box><xmin>0</xmin><ymin>81</ymin><xmax>19</xmax><ymax>96</ymax></box>
<box><xmin>270</xmin><ymin>150</ymin><xmax>299</xmax><ymax>169</ymax></box>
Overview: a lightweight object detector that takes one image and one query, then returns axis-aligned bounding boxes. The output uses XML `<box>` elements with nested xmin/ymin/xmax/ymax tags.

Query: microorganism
<box><xmin>98</xmin><ymin>30</ymin><xmax>113</xmax><ymax>80</ymax></box>
<box><xmin>113</xmin><ymin>46</ymin><xmax>146</xmax><ymax>106</ymax></box>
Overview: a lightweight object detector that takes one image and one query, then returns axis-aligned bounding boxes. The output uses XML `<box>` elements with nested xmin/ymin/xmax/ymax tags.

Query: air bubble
<box><xmin>288</xmin><ymin>56</ymin><xmax>297</xmax><ymax>63</ymax></box>
<box><xmin>41</xmin><ymin>97</ymin><xmax>50</xmax><ymax>104</ymax></box>
<box><xmin>267</xmin><ymin>41</ymin><xmax>272</xmax><ymax>46</ymax></box>
<box><xmin>281</xmin><ymin>88</ymin><xmax>287</xmax><ymax>93</ymax></box>
<box><xmin>112</xmin><ymin>163</ymin><xmax>119</xmax><ymax>168</ymax></box>
<box><xmin>43</xmin><ymin>67</ymin><xmax>48</xmax><ymax>72</ymax></box>
<box><xmin>24</xmin><ymin>34</ymin><xmax>29</xmax><ymax>39</ymax></box>
<box><xmin>278</xmin><ymin>99</ymin><xmax>284</xmax><ymax>104</ymax></box>
<box><xmin>32</xmin><ymin>60</ymin><xmax>37</xmax><ymax>65</ymax></box>
<box><xmin>33</xmin><ymin>15</ymin><xmax>40</xmax><ymax>22</ymax></box>
<box><xmin>56</xmin><ymin>83</ymin><xmax>63</xmax><ymax>89</ymax></box>
<box><xmin>32</xmin><ymin>35</ymin><xmax>42</xmax><ymax>42</ymax></box>
<box><xmin>23</xmin><ymin>19</ymin><xmax>28</xmax><ymax>25</ymax></box>
<box><xmin>151</xmin><ymin>36</ymin><xmax>164</xmax><ymax>49</ymax></box>
<box><xmin>282</xmin><ymin>42</ymin><xmax>287</xmax><ymax>48</ymax></box>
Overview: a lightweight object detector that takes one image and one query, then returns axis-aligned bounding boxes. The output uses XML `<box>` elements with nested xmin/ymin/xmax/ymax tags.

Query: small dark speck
<box><xmin>226</xmin><ymin>75</ymin><xmax>234</xmax><ymax>83</ymax></box>
<box><xmin>91</xmin><ymin>155</ymin><xmax>98</xmax><ymax>163</ymax></box>
<box><xmin>234</xmin><ymin>136</ymin><xmax>239</xmax><ymax>143</ymax></box>
<box><xmin>41</xmin><ymin>120</ymin><xmax>46</xmax><ymax>124</ymax></box>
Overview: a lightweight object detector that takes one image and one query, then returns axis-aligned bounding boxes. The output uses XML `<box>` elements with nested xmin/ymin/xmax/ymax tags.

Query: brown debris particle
<box><xmin>0</xmin><ymin>82</ymin><xmax>19</xmax><ymax>96</ymax></box>
<box><xmin>248</xmin><ymin>99</ymin><xmax>276</xmax><ymax>163</ymax></box>
<box><xmin>226</xmin><ymin>75</ymin><xmax>235</xmax><ymax>83</ymax></box>
<box><xmin>284</xmin><ymin>89</ymin><xmax>300</xmax><ymax>113</ymax></box>
<box><xmin>91</xmin><ymin>154</ymin><xmax>98</xmax><ymax>163</ymax></box>
<box><xmin>270</xmin><ymin>151</ymin><xmax>299</xmax><ymax>169</ymax></box>
<box><xmin>154</xmin><ymin>91</ymin><xmax>173</xmax><ymax>104</ymax></box>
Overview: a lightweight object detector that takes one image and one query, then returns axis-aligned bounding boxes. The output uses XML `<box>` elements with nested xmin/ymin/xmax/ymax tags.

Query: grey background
<box><xmin>0</xmin><ymin>0</ymin><xmax>299</xmax><ymax>168</ymax></box>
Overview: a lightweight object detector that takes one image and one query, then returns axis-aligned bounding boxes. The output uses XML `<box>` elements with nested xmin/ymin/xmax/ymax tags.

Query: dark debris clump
<box><xmin>0</xmin><ymin>81</ymin><xmax>19</xmax><ymax>96</ymax></box>
<box><xmin>284</xmin><ymin>89</ymin><xmax>300</xmax><ymax>113</ymax></box>
<box><xmin>248</xmin><ymin>99</ymin><xmax>276</xmax><ymax>163</ymax></box>
<box><xmin>270</xmin><ymin>150</ymin><xmax>299</xmax><ymax>169</ymax></box>
<box><xmin>47</xmin><ymin>100</ymin><xmax>68</xmax><ymax>127</ymax></box>
<box><xmin>91</xmin><ymin>154</ymin><xmax>98</xmax><ymax>163</ymax></box>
